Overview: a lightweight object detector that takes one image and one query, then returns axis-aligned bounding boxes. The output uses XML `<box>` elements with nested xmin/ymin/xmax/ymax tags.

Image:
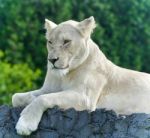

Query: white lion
<box><xmin>12</xmin><ymin>16</ymin><xmax>150</xmax><ymax>135</ymax></box>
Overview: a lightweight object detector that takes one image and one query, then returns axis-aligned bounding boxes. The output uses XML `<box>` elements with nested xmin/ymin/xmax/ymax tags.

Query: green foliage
<box><xmin>0</xmin><ymin>0</ymin><xmax>150</xmax><ymax>104</ymax></box>
<box><xmin>0</xmin><ymin>51</ymin><xmax>41</xmax><ymax>104</ymax></box>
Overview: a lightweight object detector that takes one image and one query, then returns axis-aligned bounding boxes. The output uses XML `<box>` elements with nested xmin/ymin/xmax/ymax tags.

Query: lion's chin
<box><xmin>53</xmin><ymin>68</ymin><xmax>69</xmax><ymax>76</ymax></box>
<box><xmin>48</xmin><ymin>63</ymin><xmax>69</xmax><ymax>76</ymax></box>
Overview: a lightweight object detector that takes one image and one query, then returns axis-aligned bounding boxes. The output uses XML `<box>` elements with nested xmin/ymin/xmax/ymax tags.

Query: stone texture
<box><xmin>0</xmin><ymin>105</ymin><xmax>150</xmax><ymax>138</ymax></box>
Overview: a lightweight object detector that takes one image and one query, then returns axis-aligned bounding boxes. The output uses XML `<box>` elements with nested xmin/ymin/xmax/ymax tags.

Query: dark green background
<box><xmin>0</xmin><ymin>0</ymin><xmax>150</xmax><ymax>104</ymax></box>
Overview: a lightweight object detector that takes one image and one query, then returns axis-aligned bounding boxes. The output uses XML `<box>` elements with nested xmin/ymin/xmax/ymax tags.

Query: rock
<box><xmin>0</xmin><ymin>105</ymin><xmax>150</xmax><ymax>138</ymax></box>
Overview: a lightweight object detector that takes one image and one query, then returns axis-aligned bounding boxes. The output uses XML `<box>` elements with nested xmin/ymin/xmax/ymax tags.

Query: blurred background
<box><xmin>0</xmin><ymin>0</ymin><xmax>150</xmax><ymax>105</ymax></box>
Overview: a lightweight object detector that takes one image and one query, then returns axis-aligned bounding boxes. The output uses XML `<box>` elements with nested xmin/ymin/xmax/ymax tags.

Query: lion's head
<box><xmin>45</xmin><ymin>17</ymin><xmax>96</xmax><ymax>74</ymax></box>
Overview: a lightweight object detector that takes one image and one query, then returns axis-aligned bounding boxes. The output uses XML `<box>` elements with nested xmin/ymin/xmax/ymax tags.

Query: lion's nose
<box><xmin>48</xmin><ymin>57</ymin><xmax>59</xmax><ymax>65</ymax></box>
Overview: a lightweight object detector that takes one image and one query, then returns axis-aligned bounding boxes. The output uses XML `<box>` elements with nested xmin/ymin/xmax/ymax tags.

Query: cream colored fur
<box><xmin>12</xmin><ymin>16</ymin><xmax>150</xmax><ymax>135</ymax></box>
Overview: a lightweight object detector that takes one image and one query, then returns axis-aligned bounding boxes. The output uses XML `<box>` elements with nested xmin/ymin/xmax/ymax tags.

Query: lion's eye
<box><xmin>63</xmin><ymin>40</ymin><xmax>71</xmax><ymax>45</ymax></box>
<box><xmin>48</xmin><ymin>40</ymin><xmax>52</xmax><ymax>44</ymax></box>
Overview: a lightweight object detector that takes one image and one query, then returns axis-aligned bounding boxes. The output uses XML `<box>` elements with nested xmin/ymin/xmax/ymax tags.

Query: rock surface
<box><xmin>0</xmin><ymin>105</ymin><xmax>150</xmax><ymax>138</ymax></box>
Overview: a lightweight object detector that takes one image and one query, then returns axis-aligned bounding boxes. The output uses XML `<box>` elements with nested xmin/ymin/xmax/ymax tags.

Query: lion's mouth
<box><xmin>52</xmin><ymin>65</ymin><xmax>69</xmax><ymax>70</ymax></box>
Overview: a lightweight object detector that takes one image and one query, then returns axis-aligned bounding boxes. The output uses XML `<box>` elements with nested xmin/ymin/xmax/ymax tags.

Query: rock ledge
<box><xmin>0</xmin><ymin>105</ymin><xmax>150</xmax><ymax>138</ymax></box>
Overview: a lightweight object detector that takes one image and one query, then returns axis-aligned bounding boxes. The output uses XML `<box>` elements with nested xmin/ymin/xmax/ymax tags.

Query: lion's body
<box><xmin>12</xmin><ymin>17</ymin><xmax>150</xmax><ymax>135</ymax></box>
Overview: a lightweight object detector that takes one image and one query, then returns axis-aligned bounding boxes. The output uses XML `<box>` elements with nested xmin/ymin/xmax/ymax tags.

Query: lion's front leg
<box><xmin>12</xmin><ymin>89</ymin><xmax>46</xmax><ymax>107</ymax></box>
<box><xmin>15</xmin><ymin>96</ymin><xmax>45</xmax><ymax>135</ymax></box>
<box><xmin>16</xmin><ymin>90</ymin><xmax>88</xmax><ymax>135</ymax></box>
<box><xmin>12</xmin><ymin>92</ymin><xmax>36</xmax><ymax>107</ymax></box>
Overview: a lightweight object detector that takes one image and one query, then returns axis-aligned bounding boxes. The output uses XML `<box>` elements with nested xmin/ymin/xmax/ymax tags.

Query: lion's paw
<box><xmin>16</xmin><ymin>116</ymin><xmax>38</xmax><ymax>136</ymax></box>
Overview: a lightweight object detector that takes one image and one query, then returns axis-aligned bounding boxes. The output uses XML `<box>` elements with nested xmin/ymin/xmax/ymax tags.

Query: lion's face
<box><xmin>46</xmin><ymin>24</ymin><xmax>85</xmax><ymax>70</ymax></box>
<box><xmin>45</xmin><ymin>17</ymin><xmax>96</xmax><ymax>73</ymax></box>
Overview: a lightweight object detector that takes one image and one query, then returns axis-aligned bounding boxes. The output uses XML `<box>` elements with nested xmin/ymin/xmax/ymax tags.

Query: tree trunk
<box><xmin>0</xmin><ymin>105</ymin><xmax>150</xmax><ymax>138</ymax></box>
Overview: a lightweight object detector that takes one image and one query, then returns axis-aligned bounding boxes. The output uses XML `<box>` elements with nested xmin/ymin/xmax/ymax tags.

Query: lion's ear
<box><xmin>45</xmin><ymin>19</ymin><xmax>57</xmax><ymax>31</ymax></box>
<box><xmin>77</xmin><ymin>16</ymin><xmax>96</xmax><ymax>38</ymax></box>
